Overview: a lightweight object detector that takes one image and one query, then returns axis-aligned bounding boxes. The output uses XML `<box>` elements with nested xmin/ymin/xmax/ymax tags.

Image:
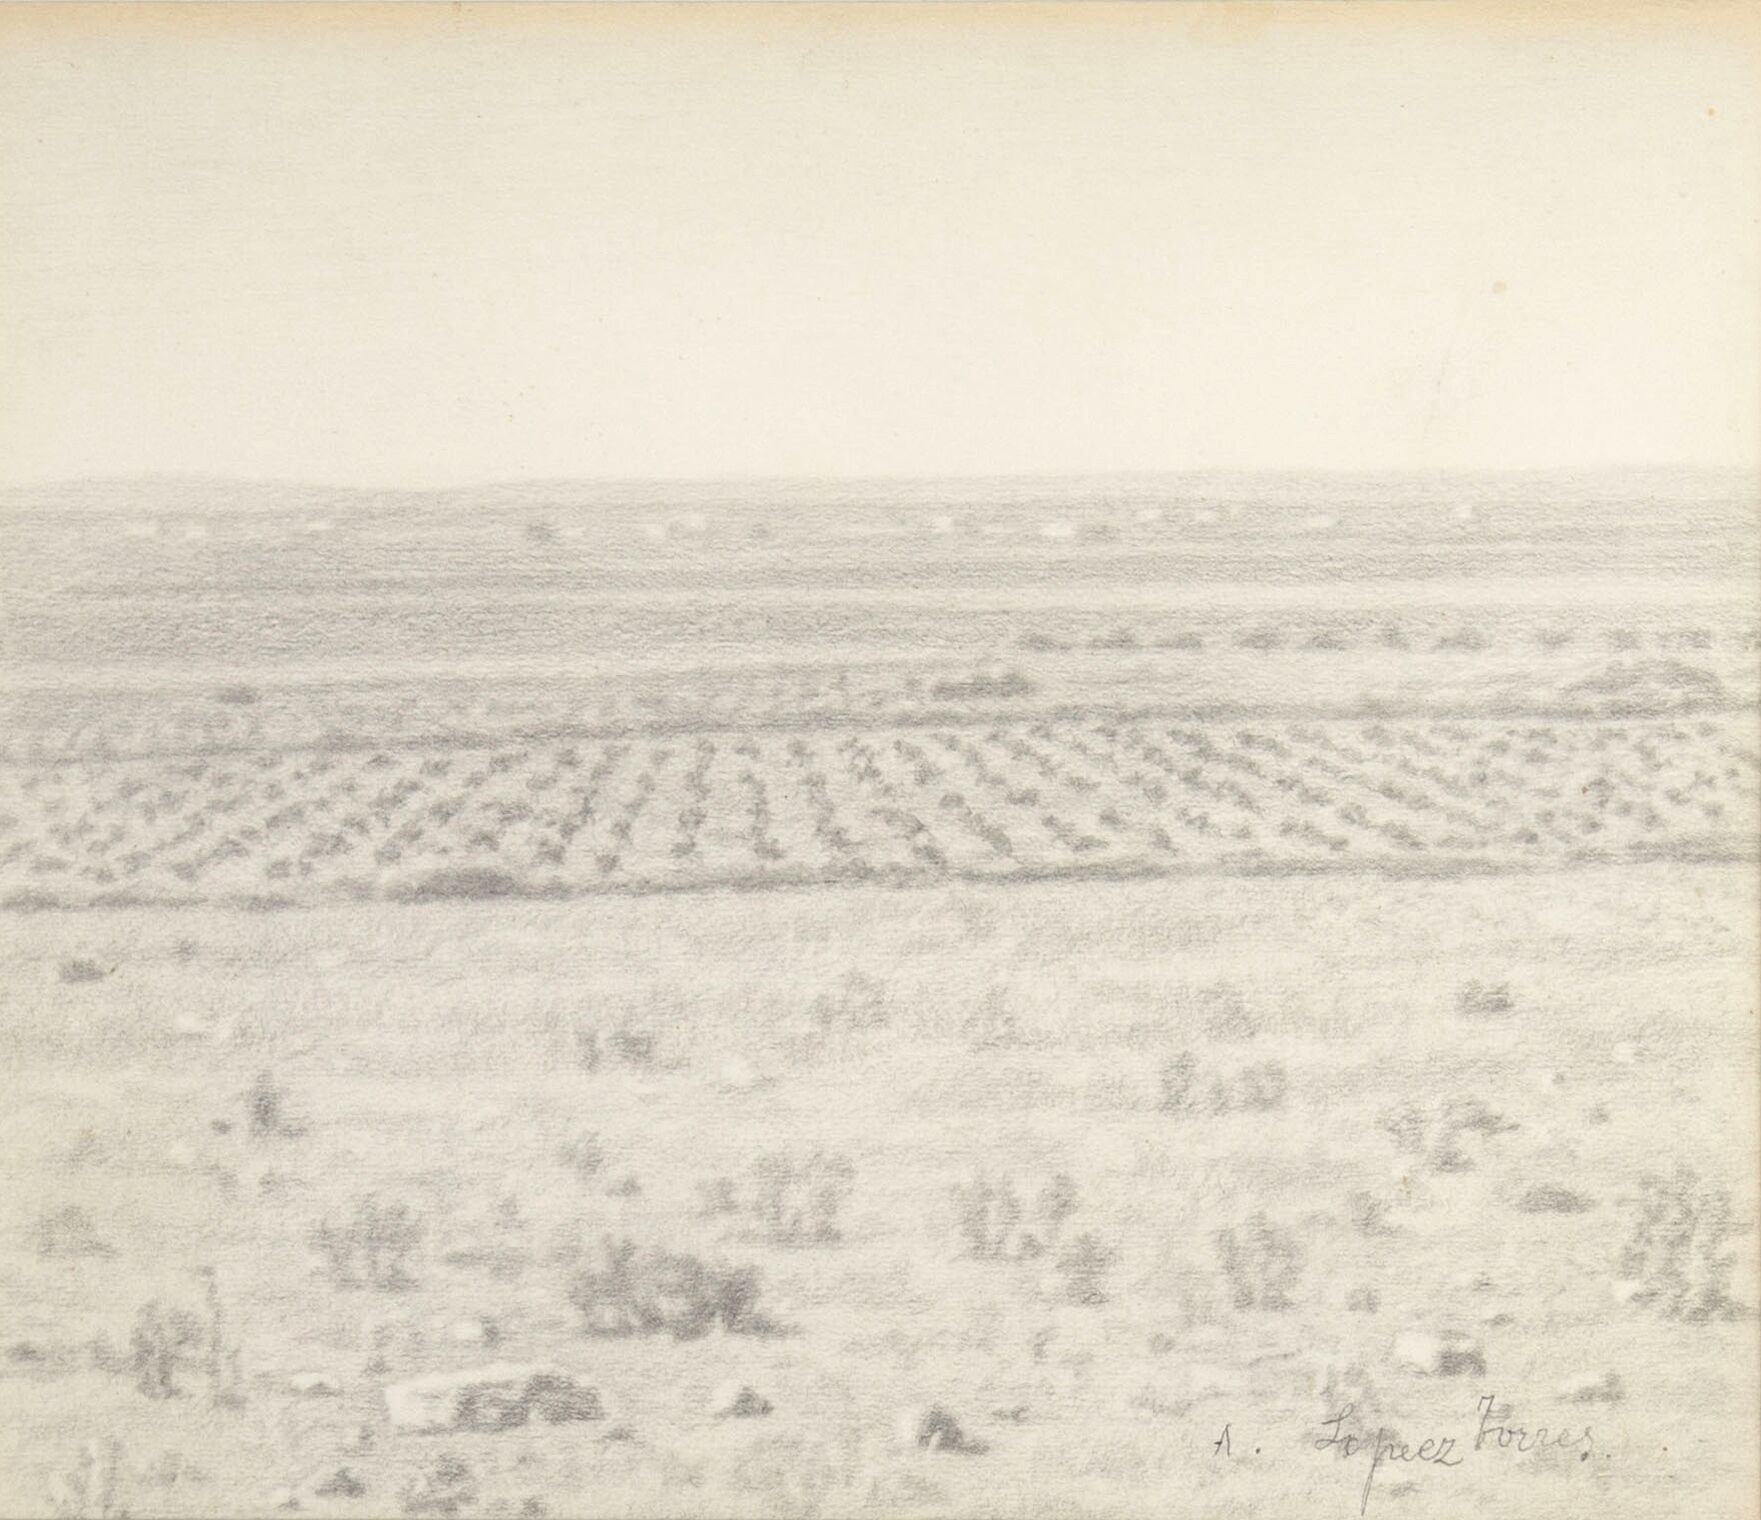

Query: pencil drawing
<box><xmin>2</xmin><ymin>4</ymin><xmax>1757</xmax><ymax>1518</ymax></box>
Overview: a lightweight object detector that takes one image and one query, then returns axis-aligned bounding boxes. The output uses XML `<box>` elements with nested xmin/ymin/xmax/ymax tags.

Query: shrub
<box><xmin>47</xmin><ymin>1438</ymin><xmax>126</xmax><ymax>1520</ymax></box>
<box><xmin>1158</xmin><ymin>1052</ymin><xmax>1198</xmax><ymax>1113</ymax></box>
<box><xmin>952</xmin><ymin>1170</ymin><xmax>1085</xmax><ymax>1260</ymax></box>
<box><xmin>1036</xmin><ymin>1173</ymin><xmax>1080</xmax><ymax>1247</ymax></box>
<box><xmin>952</xmin><ymin>1172</ymin><xmax>1023</xmax><ymax>1260</ymax></box>
<box><xmin>1234</xmin><ymin>1060</ymin><xmax>1288</xmax><ymax>1112</ymax></box>
<box><xmin>694</xmin><ymin>1176</ymin><xmax>740</xmax><ymax>1218</ymax></box>
<box><xmin>1376</xmin><ymin>1095</ymin><xmax>1514</xmax><ymax>1173</ymax></box>
<box><xmin>1346</xmin><ymin>1191</ymin><xmax>1391</xmax><ymax>1236</ymax></box>
<box><xmin>809</xmin><ymin>972</ymin><xmax>890</xmax><ymax>1035</ymax></box>
<box><xmin>35</xmin><ymin>1206</ymin><xmax>113</xmax><ymax>1259</ymax></box>
<box><xmin>568</xmin><ymin>1238</ymin><xmax>776</xmax><ymax>1340</ymax></box>
<box><xmin>1214</xmin><ymin>1212</ymin><xmax>1304</xmax><ymax>1311</ymax></box>
<box><xmin>557</xmin><ymin>1130</ymin><xmax>605</xmax><ymax>1180</ymax></box>
<box><xmin>57</xmin><ymin>958</ymin><xmax>108</xmax><ymax>985</ymax></box>
<box><xmin>310</xmin><ymin>1196</ymin><xmax>425</xmax><ymax>1291</ymax></box>
<box><xmin>1054</xmin><ymin>1232</ymin><xmax>1118</xmax><ymax>1305</ymax></box>
<box><xmin>128</xmin><ymin>1301</ymin><xmax>204</xmax><ymax>1399</ymax></box>
<box><xmin>246</xmin><ymin>1070</ymin><xmax>295</xmax><ymax>1138</ymax></box>
<box><xmin>962</xmin><ymin>988</ymin><xmax>1019</xmax><ymax>1047</ymax></box>
<box><xmin>746</xmin><ymin>1152</ymin><xmax>855</xmax><ymax>1247</ymax></box>
<box><xmin>1616</xmin><ymin>1165</ymin><xmax>1748</xmax><ymax>1322</ymax></box>
<box><xmin>1375</xmin><ymin>1100</ymin><xmax>1429</xmax><ymax>1155</ymax></box>
<box><xmin>1193</xmin><ymin>983</ymin><xmax>1257</xmax><ymax>1042</ymax></box>
<box><xmin>400</xmin><ymin>1454</ymin><xmax>478</xmax><ymax>1518</ymax></box>
<box><xmin>1160</xmin><ymin>1053</ymin><xmax>1287</xmax><ymax>1115</ymax></box>
<box><xmin>609</xmin><ymin>1024</ymin><xmax>657</xmax><ymax>1068</ymax></box>
<box><xmin>572</xmin><ymin>1022</ymin><xmax>603</xmax><ymax>1072</ymax></box>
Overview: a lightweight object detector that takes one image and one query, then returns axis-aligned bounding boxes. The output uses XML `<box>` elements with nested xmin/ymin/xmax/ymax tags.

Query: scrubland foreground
<box><xmin>2</xmin><ymin>865</ymin><xmax>1755</xmax><ymax>1519</ymax></box>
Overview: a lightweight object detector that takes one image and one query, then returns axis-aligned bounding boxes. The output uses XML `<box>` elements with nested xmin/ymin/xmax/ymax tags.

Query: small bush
<box><xmin>572</xmin><ymin>1023</ymin><xmax>602</xmax><ymax>1072</ymax></box>
<box><xmin>35</xmin><ymin>1206</ymin><xmax>113</xmax><ymax>1259</ymax></box>
<box><xmin>1160</xmin><ymin>1052</ymin><xmax>1287</xmax><ymax>1115</ymax></box>
<box><xmin>557</xmin><ymin>1130</ymin><xmax>605</xmax><ymax>1180</ymax></box>
<box><xmin>952</xmin><ymin>1169</ymin><xmax>1085</xmax><ymax>1260</ymax></box>
<box><xmin>57</xmin><ymin>958</ymin><xmax>108</xmax><ymax>985</ymax></box>
<box><xmin>1214</xmin><ymin>1212</ymin><xmax>1304</xmax><ymax>1311</ymax></box>
<box><xmin>1036</xmin><ymin>1173</ymin><xmax>1080</xmax><ymax>1247</ymax></box>
<box><xmin>1234</xmin><ymin>1060</ymin><xmax>1288</xmax><ymax>1112</ymax></box>
<box><xmin>246</xmin><ymin>1070</ymin><xmax>297</xmax><ymax>1138</ymax></box>
<box><xmin>962</xmin><ymin>987</ymin><xmax>1020</xmax><ymax>1047</ymax></box>
<box><xmin>311</xmin><ymin>1196</ymin><xmax>425</xmax><ymax>1291</ymax></box>
<box><xmin>694</xmin><ymin>1175</ymin><xmax>740</xmax><ymax>1218</ymax></box>
<box><xmin>1193</xmin><ymin>983</ymin><xmax>1257</xmax><ymax>1042</ymax></box>
<box><xmin>1376</xmin><ymin>1100</ymin><xmax>1430</xmax><ymax>1155</ymax></box>
<box><xmin>1158</xmin><ymin>1052</ymin><xmax>1198</xmax><ymax>1113</ymax></box>
<box><xmin>809</xmin><ymin>972</ymin><xmax>891</xmax><ymax>1035</ymax></box>
<box><xmin>1054</xmin><ymin>1232</ymin><xmax>1118</xmax><ymax>1305</ymax></box>
<box><xmin>400</xmin><ymin>1453</ymin><xmax>478</xmax><ymax>1519</ymax></box>
<box><xmin>746</xmin><ymin>1152</ymin><xmax>855</xmax><ymax>1247</ymax></box>
<box><xmin>568</xmin><ymin>1238</ymin><xmax>777</xmax><ymax>1340</ymax></box>
<box><xmin>1616</xmin><ymin>1165</ymin><xmax>1748</xmax><ymax>1322</ymax></box>
<box><xmin>47</xmin><ymin>1438</ymin><xmax>126</xmax><ymax>1520</ymax></box>
<box><xmin>1346</xmin><ymin>1191</ymin><xmax>1391</xmax><ymax>1236</ymax></box>
<box><xmin>128</xmin><ymin>1301</ymin><xmax>204</xmax><ymax>1399</ymax></box>
<box><xmin>1375</xmin><ymin>1095</ymin><xmax>1514</xmax><ymax>1173</ymax></box>
<box><xmin>952</xmin><ymin>1172</ymin><xmax>1024</xmax><ymax>1260</ymax></box>
<box><xmin>610</xmin><ymin>1023</ymin><xmax>658</xmax><ymax>1068</ymax></box>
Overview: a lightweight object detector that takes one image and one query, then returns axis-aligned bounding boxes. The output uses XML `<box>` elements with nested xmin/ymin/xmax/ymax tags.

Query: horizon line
<box><xmin>3</xmin><ymin>461</ymin><xmax>1757</xmax><ymax>498</ymax></box>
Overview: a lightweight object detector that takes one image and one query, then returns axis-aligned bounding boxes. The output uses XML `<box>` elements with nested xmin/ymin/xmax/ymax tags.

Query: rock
<box><xmin>716</xmin><ymin>1056</ymin><xmax>762</xmax><ymax>1092</ymax></box>
<box><xmin>267</xmin><ymin>1486</ymin><xmax>300</xmax><ymax>1512</ymax></box>
<box><xmin>1391</xmin><ymin>1331</ymin><xmax>1486</xmax><ymax>1377</ymax></box>
<box><xmin>289</xmin><ymin>1372</ymin><xmax>341</xmax><ymax>1397</ymax></box>
<box><xmin>897</xmin><ymin>1403</ymin><xmax>985</xmax><ymax>1454</ymax></box>
<box><xmin>1514</xmin><ymin>1184</ymin><xmax>1594</xmax><ymax>1214</ymax></box>
<box><xmin>384</xmin><ymin>1363</ymin><xmax>604</xmax><ymax>1434</ymax></box>
<box><xmin>707</xmin><ymin>1380</ymin><xmax>772</xmax><ymax>1419</ymax></box>
<box><xmin>1557</xmin><ymin>1371</ymin><xmax>1625</xmax><ymax>1404</ymax></box>
<box><xmin>313</xmin><ymin>1468</ymin><xmax>366</xmax><ymax>1500</ymax></box>
<box><xmin>447</xmin><ymin>1317</ymin><xmax>497</xmax><ymax>1345</ymax></box>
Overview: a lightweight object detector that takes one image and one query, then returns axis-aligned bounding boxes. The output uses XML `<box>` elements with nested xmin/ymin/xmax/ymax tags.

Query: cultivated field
<box><xmin>1</xmin><ymin>713</ymin><xmax>1756</xmax><ymax>909</ymax></box>
<box><xmin>1</xmin><ymin>472</ymin><xmax>1756</xmax><ymax>1518</ymax></box>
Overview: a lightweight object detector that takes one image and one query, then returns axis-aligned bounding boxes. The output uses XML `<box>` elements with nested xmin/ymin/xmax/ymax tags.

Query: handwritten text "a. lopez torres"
<box><xmin>1312</xmin><ymin>1394</ymin><xmax>1595</xmax><ymax>1515</ymax></box>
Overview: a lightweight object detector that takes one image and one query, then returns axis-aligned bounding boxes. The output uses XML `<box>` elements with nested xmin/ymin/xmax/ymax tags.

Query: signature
<box><xmin>1314</xmin><ymin>1395</ymin><xmax>1593</xmax><ymax>1515</ymax></box>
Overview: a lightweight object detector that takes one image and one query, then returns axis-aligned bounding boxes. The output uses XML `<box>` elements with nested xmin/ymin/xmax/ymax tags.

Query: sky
<box><xmin>1</xmin><ymin>2</ymin><xmax>1757</xmax><ymax>487</ymax></box>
